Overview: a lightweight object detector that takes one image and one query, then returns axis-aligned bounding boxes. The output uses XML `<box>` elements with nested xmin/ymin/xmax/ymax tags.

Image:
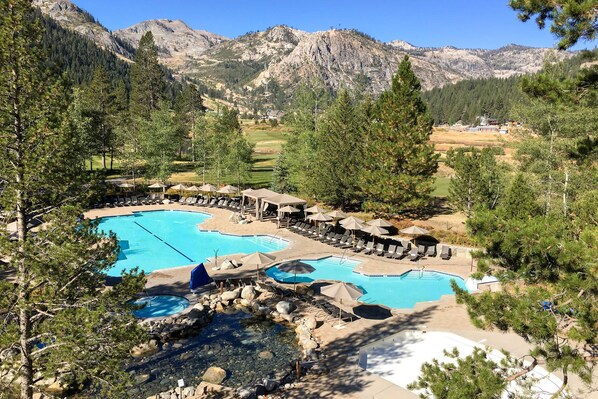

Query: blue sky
<box><xmin>75</xmin><ymin>0</ymin><xmax>595</xmax><ymax>50</ymax></box>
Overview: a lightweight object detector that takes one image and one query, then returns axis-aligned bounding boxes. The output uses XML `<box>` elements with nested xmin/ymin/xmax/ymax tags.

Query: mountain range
<box><xmin>34</xmin><ymin>0</ymin><xmax>574</xmax><ymax>110</ymax></box>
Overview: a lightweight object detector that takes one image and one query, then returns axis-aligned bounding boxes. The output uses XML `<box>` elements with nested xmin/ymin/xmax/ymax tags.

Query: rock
<box><xmin>182</xmin><ymin>386</ymin><xmax>195</xmax><ymax>397</ymax></box>
<box><xmin>262</xmin><ymin>378</ymin><xmax>279</xmax><ymax>392</ymax></box>
<box><xmin>239</xmin><ymin>298</ymin><xmax>252</xmax><ymax>307</ymax></box>
<box><xmin>131</xmin><ymin>341</ymin><xmax>159</xmax><ymax>358</ymax></box>
<box><xmin>180</xmin><ymin>352</ymin><xmax>193</xmax><ymax>361</ymax></box>
<box><xmin>221</xmin><ymin>289</ymin><xmax>240</xmax><ymax>301</ymax></box>
<box><xmin>281</xmin><ymin>313</ymin><xmax>294</xmax><ymax>322</ymax></box>
<box><xmin>241</xmin><ymin>285</ymin><xmax>257</xmax><ymax>300</ymax></box>
<box><xmin>192</xmin><ymin>303</ymin><xmax>205</xmax><ymax>312</ymax></box>
<box><xmin>215</xmin><ymin>302</ymin><xmax>225</xmax><ymax>312</ymax></box>
<box><xmin>303</xmin><ymin>316</ymin><xmax>317</xmax><ymax>330</ymax></box>
<box><xmin>172</xmin><ymin>343</ymin><xmax>183</xmax><ymax>349</ymax></box>
<box><xmin>134</xmin><ymin>373</ymin><xmax>151</xmax><ymax>384</ymax></box>
<box><xmin>302</xmin><ymin>339</ymin><xmax>318</xmax><ymax>350</ymax></box>
<box><xmin>237</xmin><ymin>386</ymin><xmax>254</xmax><ymax>398</ymax></box>
<box><xmin>201</xmin><ymin>366</ymin><xmax>227</xmax><ymax>384</ymax></box>
<box><xmin>276</xmin><ymin>301</ymin><xmax>296</xmax><ymax>315</ymax></box>
<box><xmin>258</xmin><ymin>350</ymin><xmax>273</xmax><ymax>360</ymax></box>
<box><xmin>220</xmin><ymin>260</ymin><xmax>236</xmax><ymax>270</ymax></box>
<box><xmin>44</xmin><ymin>379</ymin><xmax>69</xmax><ymax>396</ymax></box>
<box><xmin>186</xmin><ymin>308</ymin><xmax>204</xmax><ymax>320</ymax></box>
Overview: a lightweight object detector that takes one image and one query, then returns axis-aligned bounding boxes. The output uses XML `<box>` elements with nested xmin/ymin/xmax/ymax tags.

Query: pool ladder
<box><xmin>419</xmin><ymin>266</ymin><xmax>425</xmax><ymax>279</ymax></box>
<box><xmin>339</xmin><ymin>249</ymin><xmax>349</xmax><ymax>264</ymax></box>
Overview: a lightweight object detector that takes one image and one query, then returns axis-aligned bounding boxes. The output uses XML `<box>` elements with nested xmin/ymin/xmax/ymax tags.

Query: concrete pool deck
<box><xmin>86</xmin><ymin>204</ymin><xmax>597</xmax><ymax>399</ymax></box>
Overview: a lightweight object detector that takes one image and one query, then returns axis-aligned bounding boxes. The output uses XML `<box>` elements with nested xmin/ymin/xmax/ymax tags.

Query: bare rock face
<box><xmin>113</xmin><ymin>19</ymin><xmax>228</xmax><ymax>61</ymax></box>
<box><xmin>33</xmin><ymin>0</ymin><xmax>133</xmax><ymax>58</ymax></box>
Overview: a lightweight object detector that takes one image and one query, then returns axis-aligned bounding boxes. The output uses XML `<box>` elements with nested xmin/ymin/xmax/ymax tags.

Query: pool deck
<box><xmin>86</xmin><ymin>204</ymin><xmax>597</xmax><ymax>399</ymax></box>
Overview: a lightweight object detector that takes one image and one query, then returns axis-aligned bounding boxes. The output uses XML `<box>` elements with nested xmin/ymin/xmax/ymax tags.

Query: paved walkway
<box><xmin>86</xmin><ymin>204</ymin><xmax>597</xmax><ymax>399</ymax></box>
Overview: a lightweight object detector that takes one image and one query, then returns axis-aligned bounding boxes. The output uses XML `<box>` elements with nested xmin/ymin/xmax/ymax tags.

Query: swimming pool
<box><xmin>99</xmin><ymin>211</ymin><xmax>288</xmax><ymax>276</ymax></box>
<box><xmin>265</xmin><ymin>256</ymin><xmax>468</xmax><ymax>309</ymax></box>
<box><xmin>131</xmin><ymin>295</ymin><xmax>190</xmax><ymax>318</ymax></box>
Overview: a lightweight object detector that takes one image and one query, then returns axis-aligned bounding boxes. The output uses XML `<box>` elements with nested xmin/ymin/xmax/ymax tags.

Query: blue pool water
<box><xmin>131</xmin><ymin>295</ymin><xmax>190</xmax><ymax>318</ymax></box>
<box><xmin>265</xmin><ymin>256</ymin><xmax>468</xmax><ymax>309</ymax></box>
<box><xmin>98</xmin><ymin>211</ymin><xmax>288</xmax><ymax>276</ymax></box>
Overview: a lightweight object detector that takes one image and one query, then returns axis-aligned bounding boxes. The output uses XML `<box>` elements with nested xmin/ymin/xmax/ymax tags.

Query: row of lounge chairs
<box><xmin>289</xmin><ymin>221</ymin><xmax>452</xmax><ymax>260</ymax></box>
<box><xmin>177</xmin><ymin>196</ymin><xmax>242</xmax><ymax>210</ymax></box>
<box><xmin>101</xmin><ymin>194</ymin><xmax>165</xmax><ymax>207</ymax></box>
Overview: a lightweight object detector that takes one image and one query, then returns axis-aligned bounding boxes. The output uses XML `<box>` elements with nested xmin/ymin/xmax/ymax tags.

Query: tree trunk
<box><xmin>102</xmin><ymin>151</ymin><xmax>106</xmax><ymax>170</ymax></box>
<box><xmin>110</xmin><ymin>147</ymin><xmax>114</xmax><ymax>171</ymax></box>
<box><xmin>562</xmin><ymin>170</ymin><xmax>568</xmax><ymax>218</ymax></box>
<box><xmin>13</xmin><ymin>79</ymin><xmax>34</xmax><ymax>399</ymax></box>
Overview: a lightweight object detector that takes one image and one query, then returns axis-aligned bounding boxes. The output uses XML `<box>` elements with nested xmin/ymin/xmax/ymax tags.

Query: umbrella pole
<box><xmin>294</xmin><ymin>272</ymin><xmax>297</xmax><ymax>291</ymax></box>
<box><xmin>338</xmin><ymin>298</ymin><xmax>343</xmax><ymax>327</ymax></box>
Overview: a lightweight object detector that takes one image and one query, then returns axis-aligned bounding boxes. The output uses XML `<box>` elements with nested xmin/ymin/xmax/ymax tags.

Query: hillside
<box><xmin>35</xmin><ymin>0</ymin><xmax>574</xmax><ymax>112</ymax></box>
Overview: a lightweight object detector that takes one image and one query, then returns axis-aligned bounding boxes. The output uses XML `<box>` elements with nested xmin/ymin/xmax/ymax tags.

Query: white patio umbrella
<box><xmin>399</xmin><ymin>225</ymin><xmax>430</xmax><ymax>246</ymax></box>
<box><xmin>170</xmin><ymin>183</ymin><xmax>187</xmax><ymax>196</ymax></box>
<box><xmin>308</xmin><ymin>212</ymin><xmax>333</xmax><ymax>233</ymax></box>
<box><xmin>340</xmin><ymin>216</ymin><xmax>365</xmax><ymax>226</ymax></box>
<box><xmin>217</xmin><ymin>185</ymin><xmax>239</xmax><ymax>195</ymax></box>
<box><xmin>305</xmin><ymin>205</ymin><xmax>328</xmax><ymax>214</ymax></box>
<box><xmin>367</xmin><ymin>218</ymin><xmax>393</xmax><ymax>228</ymax></box>
<box><xmin>199</xmin><ymin>183</ymin><xmax>218</xmax><ymax>193</ymax></box>
<box><xmin>118</xmin><ymin>182</ymin><xmax>134</xmax><ymax>189</ymax></box>
<box><xmin>320</xmin><ymin>282</ymin><xmax>363</xmax><ymax>327</ymax></box>
<box><xmin>361</xmin><ymin>225</ymin><xmax>389</xmax><ymax>244</ymax></box>
<box><xmin>186</xmin><ymin>185</ymin><xmax>200</xmax><ymax>192</ymax></box>
<box><xmin>326</xmin><ymin>210</ymin><xmax>348</xmax><ymax>219</ymax></box>
<box><xmin>279</xmin><ymin>205</ymin><xmax>301</xmax><ymax>228</ymax></box>
<box><xmin>240</xmin><ymin>252</ymin><xmax>277</xmax><ymax>280</ymax></box>
<box><xmin>399</xmin><ymin>225</ymin><xmax>429</xmax><ymax>235</ymax></box>
<box><xmin>342</xmin><ymin>219</ymin><xmax>365</xmax><ymax>242</ymax></box>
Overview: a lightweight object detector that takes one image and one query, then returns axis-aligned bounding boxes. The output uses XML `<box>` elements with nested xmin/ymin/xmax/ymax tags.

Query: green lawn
<box><xmin>432</xmin><ymin>176</ymin><xmax>451</xmax><ymax>198</ymax></box>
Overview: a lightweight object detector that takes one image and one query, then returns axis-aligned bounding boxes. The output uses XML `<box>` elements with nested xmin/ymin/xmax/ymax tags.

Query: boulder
<box><xmin>276</xmin><ymin>301</ymin><xmax>297</xmax><ymax>315</ymax></box>
<box><xmin>258</xmin><ymin>350</ymin><xmax>273</xmax><ymax>360</ymax></box>
<box><xmin>220</xmin><ymin>260</ymin><xmax>236</xmax><ymax>270</ymax></box>
<box><xmin>302</xmin><ymin>339</ymin><xmax>318</xmax><ymax>350</ymax></box>
<box><xmin>201</xmin><ymin>366</ymin><xmax>227</xmax><ymax>384</ymax></box>
<box><xmin>221</xmin><ymin>290</ymin><xmax>240</xmax><ymax>301</ymax></box>
<box><xmin>192</xmin><ymin>303</ymin><xmax>205</xmax><ymax>312</ymax></box>
<box><xmin>134</xmin><ymin>373</ymin><xmax>151</xmax><ymax>384</ymax></box>
<box><xmin>131</xmin><ymin>341</ymin><xmax>159</xmax><ymax>358</ymax></box>
<box><xmin>262</xmin><ymin>378</ymin><xmax>279</xmax><ymax>392</ymax></box>
<box><xmin>303</xmin><ymin>316</ymin><xmax>317</xmax><ymax>330</ymax></box>
<box><xmin>241</xmin><ymin>285</ymin><xmax>257</xmax><ymax>300</ymax></box>
<box><xmin>180</xmin><ymin>352</ymin><xmax>193</xmax><ymax>361</ymax></box>
<box><xmin>236</xmin><ymin>387</ymin><xmax>254</xmax><ymax>398</ymax></box>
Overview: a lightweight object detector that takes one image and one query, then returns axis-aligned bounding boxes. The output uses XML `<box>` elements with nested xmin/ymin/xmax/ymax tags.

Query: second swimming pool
<box><xmin>265</xmin><ymin>256</ymin><xmax>468</xmax><ymax>309</ymax></box>
<box><xmin>99</xmin><ymin>210</ymin><xmax>288</xmax><ymax>276</ymax></box>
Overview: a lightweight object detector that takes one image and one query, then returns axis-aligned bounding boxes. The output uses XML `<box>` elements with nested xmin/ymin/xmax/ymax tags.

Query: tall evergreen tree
<box><xmin>175</xmin><ymin>84</ymin><xmax>205</xmax><ymax>162</ymax></box>
<box><xmin>446</xmin><ymin>147</ymin><xmax>505</xmax><ymax>216</ymax></box>
<box><xmin>80</xmin><ymin>66</ymin><xmax>117</xmax><ymax>170</ymax></box>
<box><xmin>139</xmin><ymin>105</ymin><xmax>180</xmax><ymax>183</ymax></box>
<box><xmin>129</xmin><ymin>32</ymin><xmax>164</xmax><ymax>119</ymax></box>
<box><xmin>0</xmin><ymin>2</ymin><xmax>145</xmax><ymax>398</ymax></box>
<box><xmin>362</xmin><ymin>56</ymin><xmax>439</xmax><ymax>215</ymax></box>
<box><xmin>311</xmin><ymin>90</ymin><xmax>364</xmax><ymax>209</ymax></box>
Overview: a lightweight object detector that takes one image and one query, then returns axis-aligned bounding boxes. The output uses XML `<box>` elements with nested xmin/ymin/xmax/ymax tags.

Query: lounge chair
<box><xmin>375</xmin><ymin>243</ymin><xmax>385</xmax><ymax>256</ymax></box>
<box><xmin>312</xmin><ymin>298</ymin><xmax>359</xmax><ymax>323</ymax></box>
<box><xmin>426</xmin><ymin>245</ymin><xmax>437</xmax><ymax>257</ymax></box>
<box><xmin>352</xmin><ymin>239</ymin><xmax>365</xmax><ymax>252</ymax></box>
<box><xmin>209</xmin><ymin>198</ymin><xmax>218</xmax><ymax>207</ymax></box>
<box><xmin>409</xmin><ymin>247</ymin><xmax>420</xmax><ymax>261</ymax></box>
<box><xmin>177</xmin><ymin>196</ymin><xmax>187</xmax><ymax>204</ymax></box>
<box><xmin>417</xmin><ymin>244</ymin><xmax>426</xmax><ymax>256</ymax></box>
<box><xmin>393</xmin><ymin>245</ymin><xmax>408</xmax><ymax>259</ymax></box>
<box><xmin>362</xmin><ymin>241</ymin><xmax>375</xmax><ymax>255</ymax></box>
<box><xmin>440</xmin><ymin>246</ymin><xmax>452</xmax><ymax>260</ymax></box>
<box><xmin>124</xmin><ymin>197</ymin><xmax>133</xmax><ymax>206</ymax></box>
<box><xmin>339</xmin><ymin>237</ymin><xmax>354</xmax><ymax>249</ymax></box>
<box><xmin>334</xmin><ymin>235</ymin><xmax>350</xmax><ymax>247</ymax></box>
<box><xmin>385</xmin><ymin>244</ymin><xmax>397</xmax><ymax>258</ymax></box>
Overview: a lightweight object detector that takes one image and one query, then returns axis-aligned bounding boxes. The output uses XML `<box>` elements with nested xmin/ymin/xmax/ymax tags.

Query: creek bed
<box><xmin>128</xmin><ymin>309</ymin><xmax>300</xmax><ymax>398</ymax></box>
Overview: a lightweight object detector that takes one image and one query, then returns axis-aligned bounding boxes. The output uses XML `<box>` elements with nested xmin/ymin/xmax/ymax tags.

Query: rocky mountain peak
<box><xmin>387</xmin><ymin>39</ymin><xmax>417</xmax><ymax>51</ymax></box>
<box><xmin>114</xmin><ymin>19</ymin><xmax>228</xmax><ymax>61</ymax></box>
<box><xmin>33</xmin><ymin>0</ymin><xmax>132</xmax><ymax>58</ymax></box>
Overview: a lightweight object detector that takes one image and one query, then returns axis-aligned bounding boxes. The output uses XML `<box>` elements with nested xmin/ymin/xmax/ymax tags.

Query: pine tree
<box><xmin>362</xmin><ymin>56</ymin><xmax>439</xmax><ymax>215</ymax></box>
<box><xmin>311</xmin><ymin>90</ymin><xmax>364</xmax><ymax>209</ymax></box>
<box><xmin>175</xmin><ymin>84</ymin><xmax>205</xmax><ymax>162</ymax></box>
<box><xmin>129</xmin><ymin>32</ymin><xmax>164</xmax><ymax>119</ymax></box>
<box><xmin>80</xmin><ymin>66</ymin><xmax>117</xmax><ymax>170</ymax></box>
<box><xmin>446</xmin><ymin>147</ymin><xmax>504</xmax><ymax>216</ymax></box>
<box><xmin>0</xmin><ymin>2</ymin><xmax>145</xmax><ymax>398</ymax></box>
